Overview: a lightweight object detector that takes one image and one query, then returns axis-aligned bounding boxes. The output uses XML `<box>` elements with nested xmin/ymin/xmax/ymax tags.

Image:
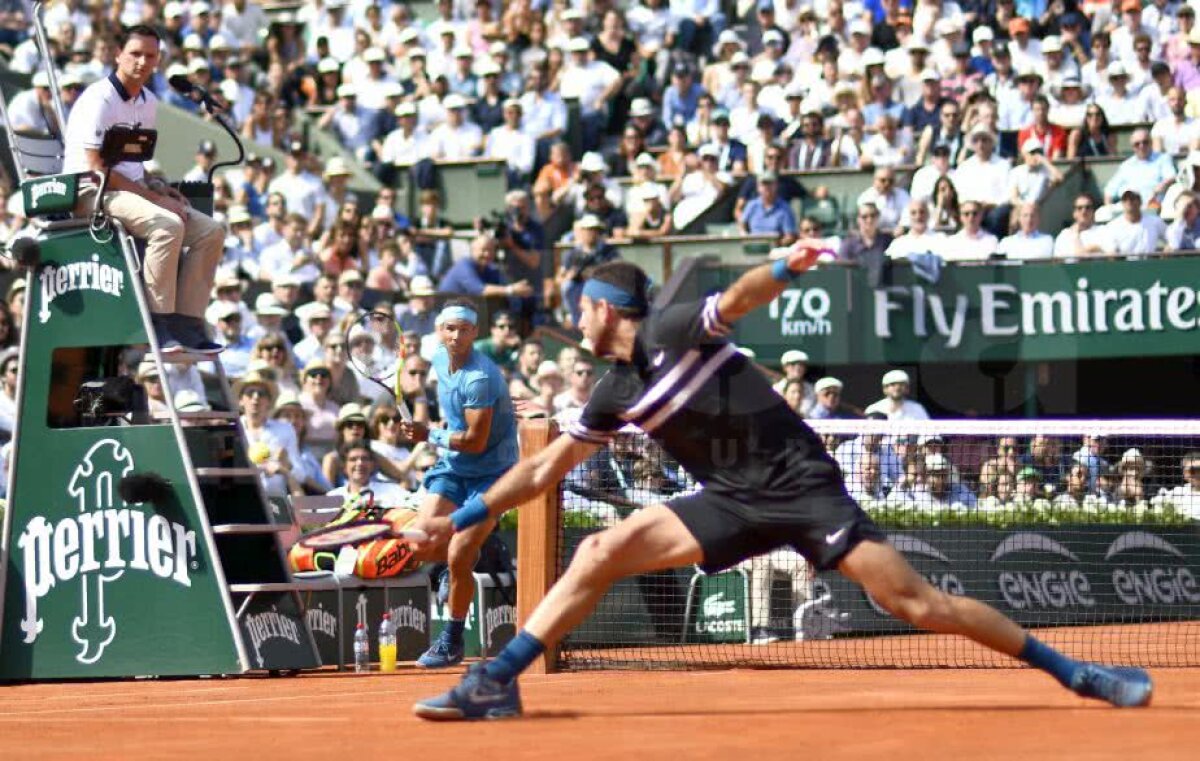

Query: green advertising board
<box><xmin>695</xmin><ymin>256</ymin><xmax>1200</xmax><ymax>365</ymax></box>
<box><xmin>1</xmin><ymin>224</ymin><xmax>318</xmax><ymax>678</ymax></box>
<box><xmin>683</xmin><ymin>569</ymin><xmax>750</xmax><ymax>644</ymax></box>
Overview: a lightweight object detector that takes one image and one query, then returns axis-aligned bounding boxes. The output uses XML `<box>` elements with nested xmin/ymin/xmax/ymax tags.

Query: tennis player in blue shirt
<box><xmin>402</xmin><ymin>298</ymin><xmax>519</xmax><ymax>668</ymax></box>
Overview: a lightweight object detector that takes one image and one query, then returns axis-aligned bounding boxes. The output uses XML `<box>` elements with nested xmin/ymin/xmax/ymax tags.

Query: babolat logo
<box><xmin>390</xmin><ymin>601</ymin><xmax>428</xmax><ymax>634</ymax></box>
<box><xmin>1107</xmin><ymin>531</ymin><xmax>1200</xmax><ymax>606</ymax></box>
<box><xmin>867</xmin><ymin>535</ymin><xmax>964</xmax><ymax>616</ymax></box>
<box><xmin>244</xmin><ymin>607</ymin><xmax>301</xmax><ymax>667</ymax></box>
<box><xmin>16</xmin><ymin>439</ymin><xmax>198</xmax><ymax>664</ymax></box>
<box><xmin>991</xmin><ymin>532</ymin><xmax>1095</xmax><ymax>610</ymax></box>
<box><xmin>695</xmin><ymin>592</ymin><xmax>744</xmax><ymax>634</ymax></box>
<box><xmin>28</xmin><ymin>177</ymin><xmax>67</xmax><ymax>209</ymax></box>
<box><xmin>37</xmin><ymin>255</ymin><xmax>126</xmax><ymax>324</ymax></box>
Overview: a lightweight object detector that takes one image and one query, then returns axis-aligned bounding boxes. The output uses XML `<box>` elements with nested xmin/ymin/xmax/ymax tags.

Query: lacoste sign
<box><xmin>15</xmin><ymin>439</ymin><xmax>198</xmax><ymax>664</ymax></box>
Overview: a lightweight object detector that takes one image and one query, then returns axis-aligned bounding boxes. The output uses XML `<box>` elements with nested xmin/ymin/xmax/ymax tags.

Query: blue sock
<box><xmin>445</xmin><ymin>618</ymin><xmax>465</xmax><ymax>642</ymax></box>
<box><xmin>1019</xmin><ymin>635</ymin><xmax>1080</xmax><ymax>688</ymax></box>
<box><xmin>483</xmin><ymin>630</ymin><xmax>545</xmax><ymax>684</ymax></box>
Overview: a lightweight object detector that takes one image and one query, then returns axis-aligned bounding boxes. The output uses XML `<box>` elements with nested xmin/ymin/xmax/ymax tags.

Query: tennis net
<box><xmin>548</xmin><ymin>419</ymin><xmax>1200</xmax><ymax>670</ymax></box>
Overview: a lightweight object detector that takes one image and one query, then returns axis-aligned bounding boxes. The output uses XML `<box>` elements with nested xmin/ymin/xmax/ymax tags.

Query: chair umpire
<box><xmin>62</xmin><ymin>24</ymin><xmax>224</xmax><ymax>353</ymax></box>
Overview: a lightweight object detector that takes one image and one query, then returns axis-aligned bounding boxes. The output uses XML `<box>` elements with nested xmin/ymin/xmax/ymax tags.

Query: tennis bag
<box><xmin>288</xmin><ymin>490</ymin><xmax>424</xmax><ymax>578</ymax></box>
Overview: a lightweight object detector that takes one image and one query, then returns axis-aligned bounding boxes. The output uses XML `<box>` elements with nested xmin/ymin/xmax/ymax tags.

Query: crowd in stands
<box><xmin>6</xmin><ymin>1</ymin><xmax>1200</xmax><ymax>511</ymax></box>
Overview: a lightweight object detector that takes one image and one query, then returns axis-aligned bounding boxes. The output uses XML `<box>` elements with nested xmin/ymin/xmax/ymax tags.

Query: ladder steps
<box><xmin>195</xmin><ymin>467</ymin><xmax>260</xmax><ymax>478</ymax></box>
<box><xmin>212</xmin><ymin>523</ymin><xmax>291</xmax><ymax>535</ymax></box>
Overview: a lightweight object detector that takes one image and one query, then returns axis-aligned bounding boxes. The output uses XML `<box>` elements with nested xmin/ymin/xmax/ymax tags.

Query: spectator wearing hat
<box><xmin>662</xmin><ymin>63</ymin><xmax>707</xmax><ymax>132</ymax></box>
<box><xmin>4</xmin><ymin>280</ymin><xmax>23</xmax><ymax>336</ymax></box>
<box><xmin>1112</xmin><ymin>0</ymin><xmax>1160</xmax><ymax>66</ymax></box>
<box><xmin>135</xmin><ymin>358</ymin><xmax>171</xmax><ymax>418</ymax></box>
<box><xmin>997</xmin><ymin>202</ymin><xmax>1055</xmax><ymax>260</ymax></box>
<box><xmin>999</xmin><ymin>65</ymin><xmax>1044</xmax><ymax>132</ymax></box>
<box><xmin>238</xmin><ymin>371</ymin><xmax>306</xmax><ymax>497</ymax></box>
<box><xmin>1104</xmin><ymin>127</ymin><xmax>1175</xmax><ymax>205</ymax></box>
<box><xmin>329</xmin><ymin>269</ymin><xmax>366</xmax><ymax>323</ymax></box>
<box><xmin>323</xmin><ymin>407</ymin><xmax>389</xmax><ymax>492</ymax></box>
<box><xmin>211</xmin><ymin>300</ymin><xmax>256</xmax><ymax>377</ymax></box>
<box><xmin>318</xmin><ymin>84</ymin><xmax>376</xmax><ymax>159</ymax></box>
<box><xmin>270</xmin><ymin>391</ymin><xmax>332</xmax><ymax>494</ymax></box>
<box><xmin>864</xmin><ymin>369</ymin><xmax>929</xmax><ymax>421</ymax></box>
<box><xmin>428</xmin><ymin>93</ymin><xmax>484</xmax><ymax>159</ymax></box>
<box><xmin>559</xmin><ymin>36</ymin><xmax>621</xmax><ymax>150</ymax></box>
<box><xmin>1172</xmin><ymin>26</ymin><xmax>1200</xmax><ymax>89</ymax></box>
<box><xmin>296</xmin><ymin>357</ymin><xmax>341</xmax><ymax>456</ymax></box>
<box><xmin>953</xmin><ymin>126</ymin><xmax>1011</xmax><ymax>233</ymax></box>
<box><xmin>557</xmin><ymin>215</ymin><xmax>620</xmax><ymax>326</ymax></box>
<box><xmin>809</xmin><ymin>377</ymin><xmax>860</xmax><ymax>420</ymax></box>
<box><xmin>739</xmin><ymin>172</ymin><xmax>796</xmax><ymax>244</ymax></box>
<box><xmin>903</xmin><ymin>70</ymin><xmax>948</xmax><ymax>138</ymax></box>
<box><xmin>471</xmin><ymin>60</ymin><xmax>508</xmax><ymax>134</ymax></box>
<box><xmin>735</xmin><ymin>143</ymin><xmax>806</xmax><ymax>220</ymax></box>
<box><xmin>1049</xmin><ymin>77</ymin><xmax>1091</xmax><ymax>130</ymax></box>
<box><xmin>1038</xmin><ymin>35</ymin><xmax>1079</xmax><ymax>94</ymax></box>
<box><xmin>1104</xmin><ymin>188</ymin><xmax>1167</xmax><ymax>254</ymax></box>
<box><xmin>1097</xmin><ymin>61</ymin><xmax>1151</xmax><ymax>125</ymax></box>
<box><xmin>7</xmin><ymin>71</ymin><xmax>59</xmax><ymax>134</ymax></box>
<box><xmin>1008</xmin><ymin>138</ymin><xmax>1065</xmax><ymax>206</ymax></box>
<box><xmin>247</xmin><ymin>293</ymin><xmax>293</xmax><ymax>343</ymax></box>
<box><xmin>317</xmin><ymin>158</ymin><xmax>357</xmax><ymax>232</ymax></box>
<box><xmin>396</xmin><ymin>275</ymin><xmax>439</xmax><ymax>338</ymax></box>
<box><xmin>702</xmin><ymin>109</ymin><xmax>748</xmax><ymax>175</ymax></box>
<box><xmin>627</xmin><ymin>182</ymin><xmax>674</xmax><ymax>239</ymax></box>
<box><xmin>771</xmin><ymin>350</ymin><xmax>814</xmax><ymax>409</ymax></box>
<box><xmin>626</xmin><ymin>153</ymin><xmax>670</xmax><ymax>216</ymax></box>
<box><xmin>292</xmin><ymin>302</ymin><xmax>334</xmax><ymax>369</ymax></box>
<box><xmin>669</xmin><ymin>143</ymin><xmax>732</xmax><ymax>230</ymax></box>
<box><xmin>267</xmin><ymin>139</ymin><xmax>324</xmax><ymax>227</ymax></box>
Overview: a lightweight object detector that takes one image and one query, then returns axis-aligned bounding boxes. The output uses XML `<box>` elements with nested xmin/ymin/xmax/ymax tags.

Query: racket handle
<box><xmin>396</xmin><ymin>398</ymin><xmax>413</xmax><ymax>423</ymax></box>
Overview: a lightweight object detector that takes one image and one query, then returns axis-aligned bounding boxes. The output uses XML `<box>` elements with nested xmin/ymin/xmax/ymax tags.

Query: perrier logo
<box><xmin>16</xmin><ymin>439</ymin><xmax>198</xmax><ymax>664</ymax></box>
<box><xmin>22</xmin><ymin>174</ymin><xmax>75</xmax><ymax>215</ymax></box>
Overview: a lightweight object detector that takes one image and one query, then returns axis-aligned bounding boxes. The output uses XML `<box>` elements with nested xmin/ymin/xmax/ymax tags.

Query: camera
<box><xmin>74</xmin><ymin>377</ymin><xmax>147</xmax><ymax>426</ymax></box>
<box><xmin>478</xmin><ymin>210</ymin><xmax>509</xmax><ymax>241</ymax></box>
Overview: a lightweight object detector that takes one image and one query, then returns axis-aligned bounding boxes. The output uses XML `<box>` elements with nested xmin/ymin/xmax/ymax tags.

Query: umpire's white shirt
<box><xmin>63</xmin><ymin>73</ymin><xmax>157</xmax><ymax>183</ymax></box>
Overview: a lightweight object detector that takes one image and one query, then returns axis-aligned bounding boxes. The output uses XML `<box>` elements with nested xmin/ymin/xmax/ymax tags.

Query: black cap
<box><xmin>198</xmin><ymin>139</ymin><xmax>216</xmax><ymax>156</ymax></box>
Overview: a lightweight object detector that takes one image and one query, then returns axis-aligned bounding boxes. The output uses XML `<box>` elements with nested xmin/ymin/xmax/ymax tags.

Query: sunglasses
<box><xmin>306</xmin><ymin>369</ymin><xmax>332</xmax><ymax>379</ymax></box>
<box><xmin>376</xmin><ymin>415</ymin><xmax>399</xmax><ymax>424</ymax></box>
<box><xmin>242</xmin><ymin>388</ymin><xmax>270</xmax><ymax>399</ymax></box>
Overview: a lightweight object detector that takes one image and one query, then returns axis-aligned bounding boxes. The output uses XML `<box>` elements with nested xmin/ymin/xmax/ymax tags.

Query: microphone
<box><xmin>168</xmin><ymin>73</ymin><xmax>229</xmax><ymax>114</ymax></box>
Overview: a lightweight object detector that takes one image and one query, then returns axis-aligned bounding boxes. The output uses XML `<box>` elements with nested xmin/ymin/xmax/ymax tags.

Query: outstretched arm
<box><xmin>714</xmin><ymin>238</ymin><xmax>828</xmax><ymax>326</ymax></box>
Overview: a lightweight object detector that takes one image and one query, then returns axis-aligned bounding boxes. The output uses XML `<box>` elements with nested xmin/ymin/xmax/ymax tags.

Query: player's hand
<box><xmin>774</xmin><ymin>238</ymin><xmax>830</xmax><ymax>274</ymax></box>
<box><xmin>509</xmin><ymin>279</ymin><xmax>534</xmax><ymax>298</ymax></box>
<box><xmin>400</xmin><ymin>419</ymin><xmax>429</xmax><ymax>443</ymax></box>
<box><xmin>407</xmin><ymin>514</ymin><xmax>453</xmax><ymax>559</ymax></box>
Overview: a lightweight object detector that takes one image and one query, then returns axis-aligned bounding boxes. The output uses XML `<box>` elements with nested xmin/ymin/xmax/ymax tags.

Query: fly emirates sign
<box><xmin>874</xmin><ymin>278</ymin><xmax>1200</xmax><ymax>350</ymax></box>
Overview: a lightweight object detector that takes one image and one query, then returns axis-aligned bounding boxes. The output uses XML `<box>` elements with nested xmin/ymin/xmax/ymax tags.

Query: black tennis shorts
<box><xmin>666</xmin><ymin>484</ymin><xmax>885</xmax><ymax>573</ymax></box>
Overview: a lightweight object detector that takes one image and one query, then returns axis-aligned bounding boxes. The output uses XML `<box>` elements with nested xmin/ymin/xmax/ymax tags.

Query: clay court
<box><xmin>0</xmin><ymin>658</ymin><xmax>1196</xmax><ymax>759</ymax></box>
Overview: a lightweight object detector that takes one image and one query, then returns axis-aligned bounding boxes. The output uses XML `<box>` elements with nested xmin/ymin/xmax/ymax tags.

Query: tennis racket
<box><xmin>299</xmin><ymin>520</ymin><xmax>429</xmax><ymax>550</ymax></box>
<box><xmin>345</xmin><ymin>308</ymin><xmax>413</xmax><ymax>422</ymax></box>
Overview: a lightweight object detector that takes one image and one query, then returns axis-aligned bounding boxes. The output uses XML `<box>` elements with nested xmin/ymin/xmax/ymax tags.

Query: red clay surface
<box><xmin>0</xmin><ymin>666</ymin><xmax>1196</xmax><ymax>760</ymax></box>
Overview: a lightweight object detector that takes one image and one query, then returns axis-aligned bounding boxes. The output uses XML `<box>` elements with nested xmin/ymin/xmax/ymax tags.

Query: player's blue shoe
<box><xmin>1070</xmin><ymin>664</ymin><xmax>1153</xmax><ymax>707</ymax></box>
<box><xmin>416</xmin><ymin>629</ymin><xmax>464</xmax><ymax>668</ymax></box>
<box><xmin>412</xmin><ymin>662</ymin><xmax>523</xmax><ymax>721</ymax></box>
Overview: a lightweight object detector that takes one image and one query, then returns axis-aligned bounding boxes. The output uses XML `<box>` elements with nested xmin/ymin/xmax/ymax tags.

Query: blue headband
<box><xmin>581</xmin><ymin>279</ymin><xmax>645</xmax><ymax>310</ymax></box>
<box><xmin>436</xmin><ymin>305</ymin><xmax>478</xmax><ymax>326</ymax></box>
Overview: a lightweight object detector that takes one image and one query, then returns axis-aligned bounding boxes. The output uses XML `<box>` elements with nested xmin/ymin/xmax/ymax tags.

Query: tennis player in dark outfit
<box><xmin>411</xmin><ymin>243</ymin><xmax>1153</xmax><ymax>720</ymax></box>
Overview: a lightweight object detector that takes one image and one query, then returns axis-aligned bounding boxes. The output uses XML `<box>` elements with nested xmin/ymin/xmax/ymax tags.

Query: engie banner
<box><xmin>700</xmin><ymin>257</ymin><xmax>1200</xmax><ymax>365</ymax></box>
<box><xmin>802</xmin><ymin>525</ymin><xmax>1200</xmax><ymax>638</ymax></box>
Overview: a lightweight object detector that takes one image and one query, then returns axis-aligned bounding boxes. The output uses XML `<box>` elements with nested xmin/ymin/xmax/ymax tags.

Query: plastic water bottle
<box><xmin>379</xmin><ymin>612</ymin><xmax>397</xmax><ymax>673</ymax></box>
<box><xmin>353</xmin><ymin>623</ymin><xmax>370</xmax><ymax>673</ymax></box>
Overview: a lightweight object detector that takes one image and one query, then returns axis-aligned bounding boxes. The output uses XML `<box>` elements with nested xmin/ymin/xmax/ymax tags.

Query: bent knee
<box><xmin>872</xmin><ymin>583</ymin><xmax>950</xmax><ymax>629</ymax></box>
<box><xmin>568</xmin><ymin>532</ymin><xmax>625</xmax><ymax>581</ymax></box>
